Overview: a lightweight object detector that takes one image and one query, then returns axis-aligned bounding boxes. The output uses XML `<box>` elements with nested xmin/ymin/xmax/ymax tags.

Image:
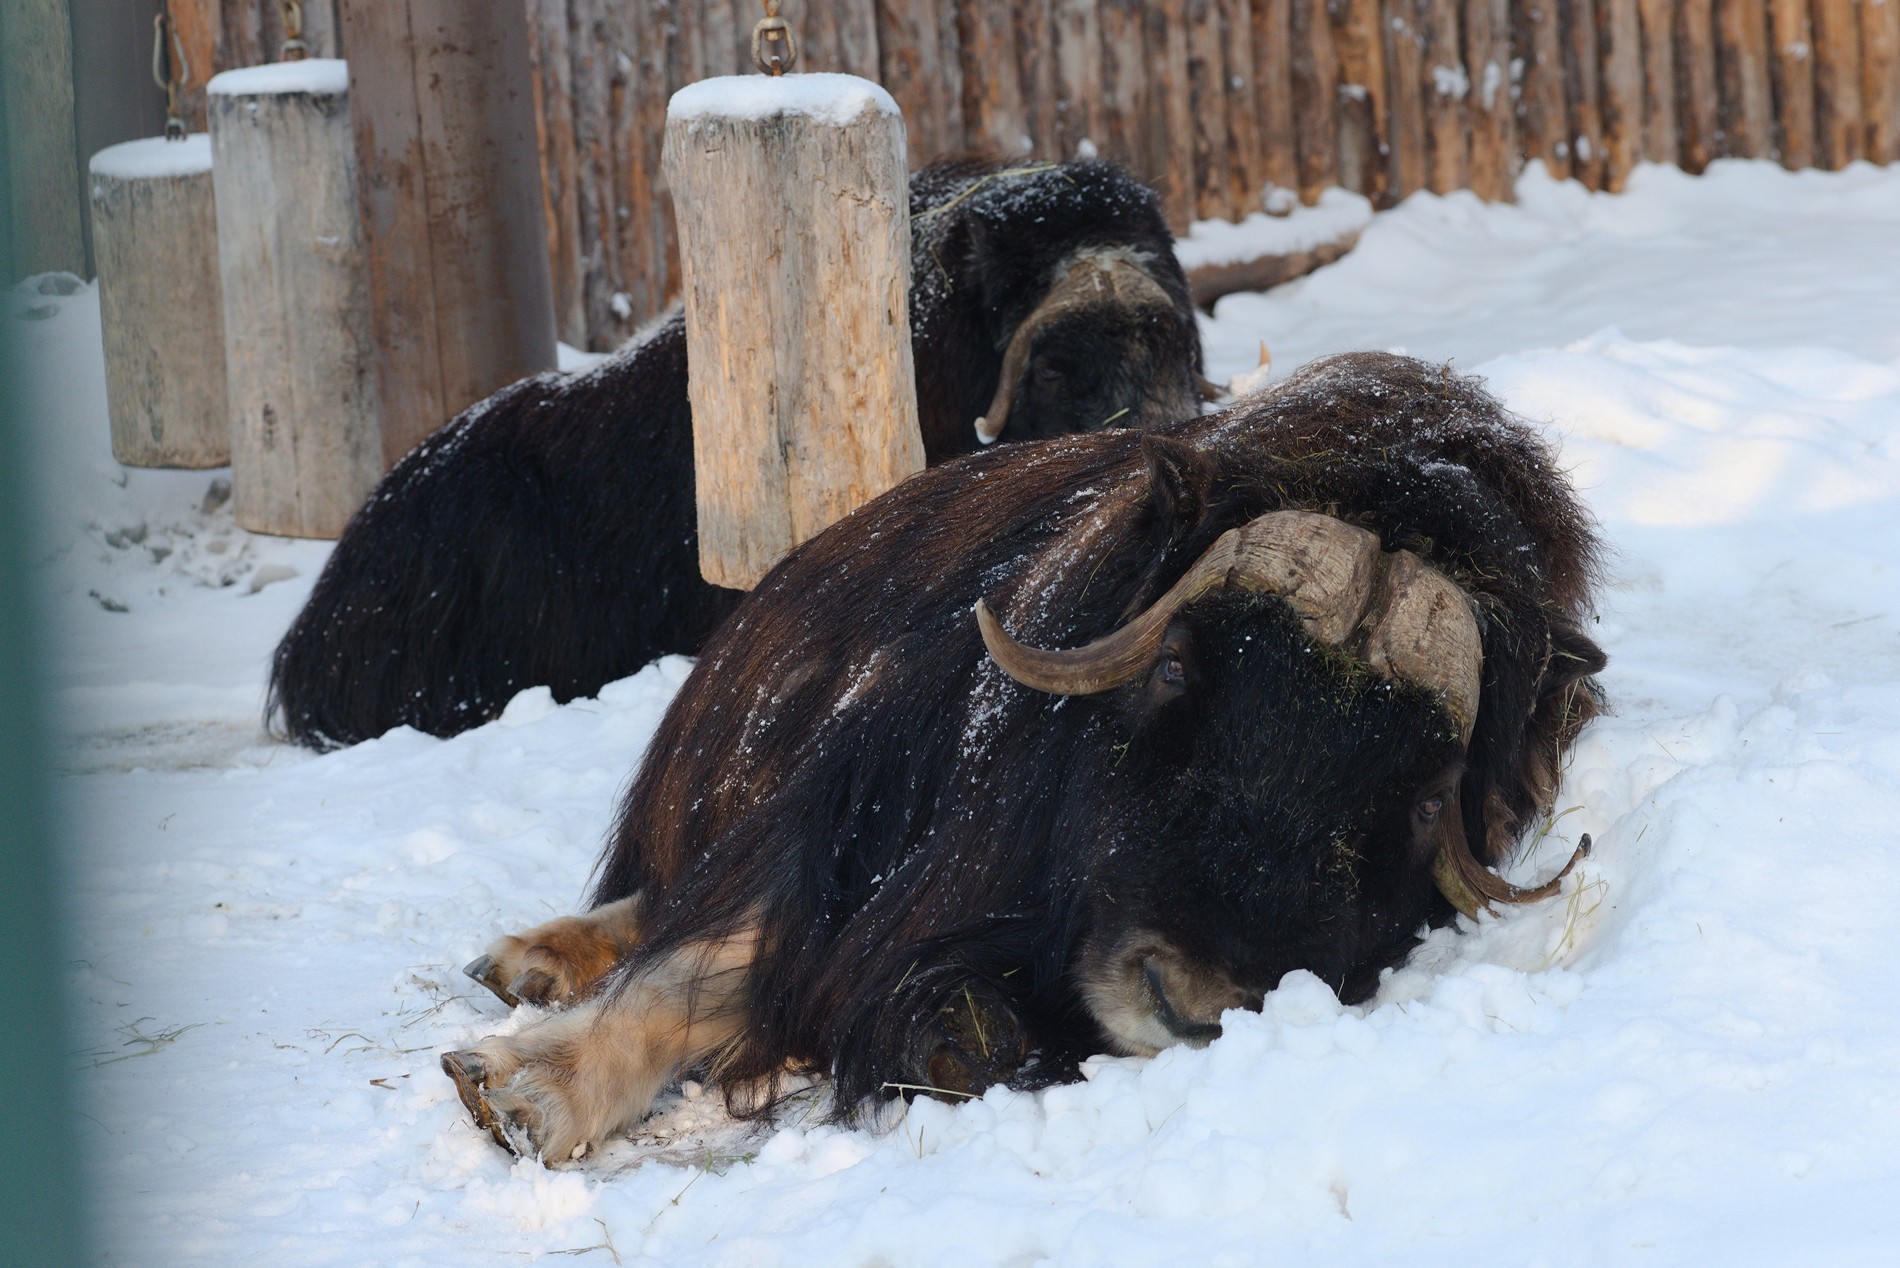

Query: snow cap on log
<box><xmin>663</xmin><ymin>74</ymin><xmax>922</xmax><ymax>591</ymax></box>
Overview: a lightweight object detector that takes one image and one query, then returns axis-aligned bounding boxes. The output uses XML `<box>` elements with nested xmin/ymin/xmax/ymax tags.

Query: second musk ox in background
<box><xmin>443</xmin><ymin>352</ymin><xmax>1608</xmax><ymax>1164</ymax></box>
<box><xmin>268</xmin><ymin>159</ymin><xmax>1208</xmax><ymax>749</ymax></box>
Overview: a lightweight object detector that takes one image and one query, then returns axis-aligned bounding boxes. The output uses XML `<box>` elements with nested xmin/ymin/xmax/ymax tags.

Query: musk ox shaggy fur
<box><xmin>267</xmin><ymin>159</ymin><xmax>1205</xmax><ymax>750</ymax></box>
<box><xmin>442</xmin><ymin>352</ymin><xmax>1608</xmax><ymax>1164</ymax></box>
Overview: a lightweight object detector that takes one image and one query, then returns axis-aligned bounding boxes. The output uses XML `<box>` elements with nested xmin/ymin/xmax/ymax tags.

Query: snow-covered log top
<box><xmin>207</xmin><ymin>58</ymin><xmax>349</xmax><ymax>98</ymax></box>
<box><xmin>667</xmin><ymin>73</ymin><xmax>899</xmax><ymax>128</ymax></box>
<box><xmin>89</xmin><ymin>134</ymin><xmax>213</xmax><ymax>181</ymax></box>
<box><xmin>1174</xmin><ymin>189</ymin><xmax>1374</xmax><ymax>271</ymax></box>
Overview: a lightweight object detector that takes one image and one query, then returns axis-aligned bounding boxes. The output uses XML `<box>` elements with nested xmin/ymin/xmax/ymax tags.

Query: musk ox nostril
<box><xmin>1141</xmin><ymin>959</ymin><xmax>1224</xmax><ymax>1045</ymax></box>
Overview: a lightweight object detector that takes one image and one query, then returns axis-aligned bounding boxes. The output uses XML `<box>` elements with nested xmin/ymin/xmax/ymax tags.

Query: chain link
<box><xmin>752</xmin><ymin>0</ymin><xmax>797</xmax><ymax>76</ymax></box>
<box><xmin>151</xmin><ymin>14</ymin><xmax>190</xmax><ymax>140</ymax></box>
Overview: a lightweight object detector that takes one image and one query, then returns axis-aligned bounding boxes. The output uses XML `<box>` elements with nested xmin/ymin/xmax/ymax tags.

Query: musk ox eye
<box><xmin>1416</xmin><ymin>796</ymin><xmax>1446</xmax><ymax>825</ymax></box>
<box><xmin>1160</xmin><ymin>654</ymin><xmax>1186</xmax><ymax>687</ymax></box>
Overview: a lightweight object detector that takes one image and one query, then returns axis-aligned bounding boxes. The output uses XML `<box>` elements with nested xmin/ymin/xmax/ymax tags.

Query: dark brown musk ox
<box><xmin>266</xmin><ymin>158</ymin><xmax>1211</xmax><ymax>750</ymax></box>
<box><xmin>440</xmin><ymin>352</ymin><xmax>1608</xmax><ymax>1164</ymax></box>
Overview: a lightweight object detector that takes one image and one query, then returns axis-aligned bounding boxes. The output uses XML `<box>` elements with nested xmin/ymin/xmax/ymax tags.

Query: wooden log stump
<box><xmin>663</xmin><ymin>74</ymin><xmax>924</xmax><ymax>591</ymax></box>
<box><xmin>88</xmin><ymin>135</ymin><xmax>229</xmax><ymax>469</ymax></box>
<box><xmin>207</xmin><ymin>60</ymin><xmax>380</xmax><ymax>540</ymax></box>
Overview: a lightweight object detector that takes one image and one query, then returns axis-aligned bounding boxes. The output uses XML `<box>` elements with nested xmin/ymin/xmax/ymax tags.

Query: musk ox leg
<box><xmin>465</xmin><ymin>894</ymin><xmax>647</xmax><ymax>1007</ymax></box>
<box><xmin>443</xmin><ymin>925</ymin><xmax>757</xmax><ymax>1163</ymax></box>
<box><xmin>901</xmin><ymin>981</ymin><xmax>1030</xmax><ymax>1100</ymax></box>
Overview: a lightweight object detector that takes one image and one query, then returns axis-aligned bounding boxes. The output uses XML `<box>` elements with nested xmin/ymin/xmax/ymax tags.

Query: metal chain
<box><xmin>150</xmin><ymin>14</ymin><xmax>190</xmax><ymax>140</ymax></box>
<box><xmin>279</xmin><ymin>1</ymin><xmax>308</xmax><ymax>62</ymax></box>
<box><xmin>752</xmin><ymin>0</ymin><xmax>797</xmax><ymax>76</ymax></box>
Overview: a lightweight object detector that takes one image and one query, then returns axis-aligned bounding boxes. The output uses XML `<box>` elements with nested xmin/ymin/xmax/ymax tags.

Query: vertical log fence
<box><xmin>167</xmin><ymin>0</ymin><xmax>1900</xmax><ymax>351</ymax></box>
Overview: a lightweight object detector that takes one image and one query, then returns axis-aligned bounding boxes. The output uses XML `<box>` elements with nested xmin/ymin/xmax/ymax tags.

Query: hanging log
<box><xmin>1769</xmin><ymin>0</ymin><xmax>1818</xmax><ymax>170</ymax></box>
<box><xmin>1515</xmin><ymin>0</ymin><xmax>1572</xmax><ymax>180</ymax></box>
<box><xmin>1715</xmin><ymin>0</ymin><xmax>1775</xmax><ymax>159</ymax></box>
<box><xmin>1637</xmin><ymin>0</ymin><xmax>1681</xmax><ymax>166</ymax></box>
<box><xmin>1598</xmin><ymin>0</ymin><xmax>1643</xmax><ymax>190</ymax></box>
<box><xmin>663</xmin><ymin>75</ymin><xmax>924</xmax><ymax>590</ymax></box>
<box><xmin>89</xmin><ymin>135</ymin><xmax>228</xmax><ymax>469</ymax></box>
<box><xmin>207</xmin><ymin>60</ymin><xmax>379</xmax><ymax>539</ymax></box>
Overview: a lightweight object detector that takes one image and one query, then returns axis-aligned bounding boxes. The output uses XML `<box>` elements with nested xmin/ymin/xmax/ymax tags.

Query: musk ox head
<box><xmin>978</xmin><ymin>507</ymin><xmax>1581</xmax><ymax>1052</ymax></box>
<box><xmin>909</xmin><ymin>160</ymin><xmax>1208</xmax><ymax>456</ymax></box>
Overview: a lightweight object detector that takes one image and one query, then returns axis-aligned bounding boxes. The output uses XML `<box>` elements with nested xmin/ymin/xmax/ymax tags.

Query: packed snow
<box><xmin>668</xmin><ymin>73</ymin><xmax>901</xmax><ymax>128</ymax></box>
<box><xmin>88</xmin><ymin>135</ymin><xmax>214</xmax><ymax>182</ymax></box>
<box><xmin>205</xmin><ymin>58</ymin><xmax>350</xmax><ymax>99</ymax></box>
<box><xmin>19</xmin><ymin>157</ymin><xmax>1900</xmax><ymax>1265</ymax></box>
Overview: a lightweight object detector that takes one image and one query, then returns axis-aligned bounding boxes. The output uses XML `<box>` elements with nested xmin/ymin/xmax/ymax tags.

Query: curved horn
<box><xmin>1359</xmin><ymin>551</ymin><xmax>1482</xmax><ymax>740</ymax></box>
<box><xmin>976</xmin><ymin>511</ymin><xmax>1383</xmax><ymax>695</ymax></box>
<box><xmin>1433</xmin><ymin>832</ymin><xmax>1592</xmax><ymax>921</ymax></box>
<box><xmin>974</xmin><ymin>249</ymin><xmax>1178</xmax><ymax>445</ymax></box>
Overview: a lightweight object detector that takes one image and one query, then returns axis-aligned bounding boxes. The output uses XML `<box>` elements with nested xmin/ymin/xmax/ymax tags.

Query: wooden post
<box><xmin>1559</xmin><ymin>0</ymin><xmax>1606</xmax><ymax>188</ymax></box>
<box><xmin>1188</xmin><ymin>0</ymin><xmax>1235</xmax><ymax>220</ymax></box>
<box><xmin>1770</xmin><ymin>0</ymin><xmax>1819</xmax><ymax>170</ymax></box>
<box><xmin>1463</xmin><ymin>0</ymin><xmax>1517</xmax><ymax>201</ymax></box>
<box><xmin>663</xmin><ymin>75</ymin><xmax>924</xmax><ymax>591</ymax></box>
<box><xmin>1289</xmin><ymin>0</ymin><xmax>1341</xmax><ymax>205</ymax></box>
<box><xmin>1637</xmin><ymin>0</ymin><xmax>1681</xmax><ymax>166</ymax></box>
<box><xmin>1866</xmin><ymin>0</ymin><xmax>1900</xmax><ymax>163</ymax></box>
<box><xmin>1677</xmin><ymin>0</ymin><xmax>1722</xmax><ymax>172</ymax></box>
<box><xmin>1219</xmin><ymin>0</ymin><xmax>1264</xmax><ymax>213</ymax></box>
<box><xmin>336</xmin><ymin>0</ymin><xmax>559</xmax><ymax>468</ymax></box>
<box><xmin>207</xmin><ymin>60</ymin><xmax>380</xmax><ymax>540</ymax></box>
<box><xmin>960</xmin><ymin>3</ymin><xmax>1030</xmax><ymax>156</ymax></box>
<box><xmin>1147</xmin><ymin>0</ymin><xmax>1198</xmax><ymax>228</ymax></box>
<box><xmin>1332</xmin><ymin>0</ymin><xmax>1391</xmax><ymax>204</ymax></box>
<box><xmin>1715</xmin><ymin>0</ymin><xmax>1775</xmax><ymax>158</ymax></box>
<box><xmin>1384</xmin><ymin>0</ymin><xmax>1428</xmax><ymax>198</ymax></box>
<box><xmin>1251</xmin><ymin>0</ymin><xmax>1301</xmax><ymax>197</ymax></box>
<box><xmin>1420</xmin><ymin>0</ymin><xmax>1470</xmax><ymax>194</ymax></box>
<box><xmin>1810</xmin><ymin>0</ymin><xmax>1867</xmax><ymax>167</ymax></box>
<box><xmin>1516</xmin><ymin>0</ymin><xmax>1573</xmax><ymax>181</ymax></box>
<box><xmin>1597</xmin><ymin>0</ymin><xmax>1644</xmax><ymax>190</ymax></box>
<box><xmin>89</xmin><ymin>135</ymin><xmax>229</xmax><ymax>469</ymax></box>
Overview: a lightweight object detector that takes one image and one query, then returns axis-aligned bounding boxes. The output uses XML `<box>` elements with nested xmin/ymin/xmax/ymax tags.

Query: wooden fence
<box><xmin>169</xmin><ymin>0</ymin><xmax>1900</xmax><ymax>351</ymax></box>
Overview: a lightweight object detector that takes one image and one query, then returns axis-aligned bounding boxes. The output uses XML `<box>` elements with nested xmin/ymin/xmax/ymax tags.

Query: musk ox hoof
<box><xmin>441</xmin><ymin>1050</ymin><xmax>519</xmax><ymax>1155</ymax></box>
<box><xmin>466</xmin><ymin>896</ymin><xmax>648</xmax><ymax>1009</ymax></box>
<box><xmin>908</xmin><ymin>986</ymin><xmax>1029</xmax><ymax>1100</ymax></box>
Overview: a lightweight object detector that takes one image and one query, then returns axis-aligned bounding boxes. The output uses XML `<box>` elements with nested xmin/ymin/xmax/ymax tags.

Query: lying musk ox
<box><xmin>267</xmin><ymin>159</ymin><xmax>1208</xmax><ymax>749</ymax></box>
<box><xmin>442</xmin><ymin>352</ymin><xmax>1607</xmax><ymax>1163</ymax></box>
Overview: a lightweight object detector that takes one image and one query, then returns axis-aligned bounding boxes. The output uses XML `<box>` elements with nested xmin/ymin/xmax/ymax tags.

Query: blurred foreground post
<box><xmin>209</xmin><ymin>60</ymin><xmax>380</xmax><ymax>539</ymax></box>
<box><xmin>337</xmin><ymin>0</ymin><xmax>558</xmax><ymax>467</ymax></box>
<box><xmin>89</xmin><ymin>135</ymin><xmax>229</xmax><ymax>468</ymax></box>
<box><xmin>663</xmin><ymin>73</ymin><xmax>923</xmax><ymax>590</ymax></box>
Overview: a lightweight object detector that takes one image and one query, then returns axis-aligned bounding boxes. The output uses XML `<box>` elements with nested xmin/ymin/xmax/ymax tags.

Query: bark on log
<box><xmin>878</xmin><ymin>0</ymin><xmax>966</xmax><ymax>161</ymax></box>
<box><xmin>1597</xmin><ymin>0</ymin><xmax>1644</xmax><ymax>190</ymax></box>
<box><xmin>663</xmin><ymin>77</ymin><xmax>924</xmax><ymax>591</ymax></box>
<box><xmin>1221</xmin><ymin>0</ymin><xmax>1265</xmax><ymax>213</ymax></box>
<box><xmin>1866</xmin><ymin>0</ymin><xmax>1900</xmax><ymax>163</ymax></box>
<box><xmin>1636</xmin><ymin>0</ymin><xmax>1680</xmax><ymax>165</ymax></box>
<box><xmin>1188</xmin><ymin>0</ymin><xmax>1236</xmax><ymax>219</ymax></box>
<box><xmin>1769</xmin><ymin>0</ymin><xmax>1819</xmax><ymax>170</ymax></box>
<box><xmin>960</xmin><ymin>2</ymin><xmax>1030</xmax><ymax>156</ymax></box>
<box><xmin>1463</xmin><ymin>0</ymin><xmax>1517</xmax><ymax>200</ymax></box>
<box><xmin>1715</xmin><ymin>0</ymin><xmax>1775</xmax><ymax>158</ymax></box>
<box><xmin>527</xmin><ymin>0</ymin><xmax>587</xmax><ymax>347</ymax></box>
<box><xmin>1420</xmin><ymin>0</ymin><xmax>1470</xmax><ymax>194</ymax></box>
<box><xmin>1251</xmin><ymin>0</ymin><xmax>1301</xmax><ymax>197</ymax></box>
<box><xmin>1516</xmin><ymin>0</ymin><xmax>1572</xmax><ymax>180</ymax></box>
<box><xmin>89</xmin><ymin>136</ymin><xmax>229</xmax><ymax>469</ymax></box>
<box><xmin>1384</xmin><ymin>0</ymin><xmax>1428</xmax><ymax>197</ymax></box>
<box><xmin>207</xmin><ymin>61</ymin><xmax>380</xmax><ymax>539</ymax></box>
<box><xmin>1559</xmin><ymin>0</ymin><xmax>1605</xmax><ymax>187</ymax></box>
<box><xmin>1147</xmin><ymin>0</ymin><xmax>1198</xmax><ymax>229</ymax></box>
<box><xmin>1098</xmin><ymin>0</ymin><xmax>1151</xmax><ymax>173</ymax></box>
<box><xmin>338</xmin><ymin>0</ymin><xmax>559</xmax><ymax>468</ymax></box>
<box><xmin>1290</xmin><ymin>0</ymin><xmax>1342</xmax><ymax>204</ymax></box>
<box><xmin>1810</xmin><ymin>0</ymin><xmax>1867</xmax><ymax>166</ymax></box>
<box><xmin>1331</xmin><ymin>0</ymin><xmax>1391</xmax><ymax>205</ymax></box>
<box><xmin>1014</xmin><ymin>0</ymin><xmax>1060</xmax><ymax>156</ymax></box>
<box><xmin>1677</xmin><ymin>0</ymin><xmax>1721</xmax><ymax>172</ymax></box>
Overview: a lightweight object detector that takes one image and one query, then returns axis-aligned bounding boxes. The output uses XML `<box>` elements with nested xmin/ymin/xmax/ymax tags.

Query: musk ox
<box><xmin>442</xmin><ymin>352</ymin><xmax>1607</xmax><ymax>1163</ymax></box>
<box><xmin>267</xmin><ymin>159</ymin><xmax>1208</xmax><ymax>750</ymax></box>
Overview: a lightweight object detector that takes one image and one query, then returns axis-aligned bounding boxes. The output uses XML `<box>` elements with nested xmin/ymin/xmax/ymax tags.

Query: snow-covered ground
<box><xmin>18</xmin><ymin>157</ymin><xmax>1900</xmax><ymax>1265</ymax></box>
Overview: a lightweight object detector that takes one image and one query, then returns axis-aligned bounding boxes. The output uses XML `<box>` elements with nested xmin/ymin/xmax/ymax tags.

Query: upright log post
<box><xmin>89</xmin><ymin>135</ymin><xmax>229</xmax><ymax>468</ymax></box>
<box><xmin>663</xmin><ymin>74</ymin><xmax>924</xmax><ymax>591</ymax></box>
<box><xmin>336</xmin><ymin>0</ymin><xmax>559</xmax><ymax>468</ymax></box>
<box><xmin>207</xmin><ymin>60</ymin><xmax>380</xmax><ymax>539</ymax></box>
